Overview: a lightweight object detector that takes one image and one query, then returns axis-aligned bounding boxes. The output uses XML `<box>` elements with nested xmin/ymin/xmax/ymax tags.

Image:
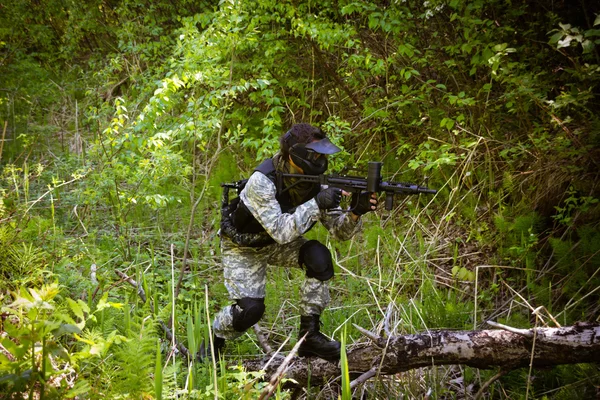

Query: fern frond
<box><xmin>109</xmin><ymin>312</ymin><xmax>159</xmax><ymax>398</ymax></box>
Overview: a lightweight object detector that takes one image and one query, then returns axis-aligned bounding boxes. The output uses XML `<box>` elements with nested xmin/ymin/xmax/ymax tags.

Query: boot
<box><xmin>199</xmin><ymin>335</ymin><xmax>225</xmax><ymax>363</ymax></box>
<box><xmin>298</xmin><ymin>315</ymin><xmax>341</xmax><ymax>362</ymax></box>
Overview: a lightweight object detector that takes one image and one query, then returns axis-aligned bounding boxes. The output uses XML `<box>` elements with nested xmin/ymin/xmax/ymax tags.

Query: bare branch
<box><xmin>254</xmin><ymin>324</ymin><xmax>274</xmax><ymax>355</ymax></box>
<box><xmin>350</xmin><ymin>367</ymin><xmax>377</xmax><ymax>389</ymax></box>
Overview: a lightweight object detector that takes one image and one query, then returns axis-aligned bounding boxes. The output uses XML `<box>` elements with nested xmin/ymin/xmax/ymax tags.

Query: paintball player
<box><xmin>210</xmin><ymin>123</ymin><xmax>377</xmax><ymax>362</ymax></box>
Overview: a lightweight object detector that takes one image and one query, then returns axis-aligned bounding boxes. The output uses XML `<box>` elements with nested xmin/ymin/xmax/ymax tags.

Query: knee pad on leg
<box><xmin>231</xmin><ymin>297</ymin><xmax>265</xmax><ymax>332</ymax></box>
<box><xmin>299</xmin><ymin>240</ymin><xmax>334</xmax><ymax>281</ymax></box>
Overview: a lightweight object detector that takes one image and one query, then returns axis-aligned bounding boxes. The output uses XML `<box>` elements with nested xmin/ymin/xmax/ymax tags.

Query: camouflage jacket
<box><xmin>240</xmin><ymin>171</ymin><xmax>362</xmax><ymax>244</ymax></box>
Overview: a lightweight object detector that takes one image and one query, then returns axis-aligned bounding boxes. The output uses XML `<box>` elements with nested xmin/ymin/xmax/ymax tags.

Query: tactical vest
<box><xmin>221</xmin><ymin>158</ymin><xmax>320</xmax><ymax>247</ymax></box>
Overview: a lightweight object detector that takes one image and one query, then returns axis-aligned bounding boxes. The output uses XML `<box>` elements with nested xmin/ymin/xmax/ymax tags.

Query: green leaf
<box><xmin>452</xmin><ymin>265</ymin><xmax>460</xmax><ymax>276</ymax></box>
<box><xmin>65</xmin><ymin>380</ymin><xmax>91</xmax><ymax>398</ymax></box>
<box><xmin>559</xmin><ymin>23</ymin><xmax>572</xmax><ymax>30</ymax></box>
<box><xmin>582</xmin><ymin>39</ymin><xmax>594</xmax><ymax>53</ymax></box>
<box><xmin>54</xmin><ymin>323</ymin><xmax>82</xmax><ymax>337</ymax></box>
<box><xmin>67</xmin><ymin>298</ymin><xmax>84</xmax><ymax>320</ymax></box>
<box><xmin>155</xmin><ymin>340</ymin><xmax>163</xmax><ymax>400</ymax></box>
<box><xmin>549</xmin><ymin>31</ymin><xmax>563</xmax><ymax>44</ymax></box>
<box><xmin>398</xmin><ymin>44</ymin><xmax>414</xmax><ymax>57</ymax></box>
<box><xmin>493</xmin><ymin>43</ymin><xmax>507</xmax><ymax>52</ymax></box>
<box><xmin>1</xmin><ymin>337</ymin><xmax>24</xmax><ymax>359</ymax></box>
<box><xmin>595</xmin><ymin>14</ymin><xmax>600</xmax><ymax>26</ymax></box>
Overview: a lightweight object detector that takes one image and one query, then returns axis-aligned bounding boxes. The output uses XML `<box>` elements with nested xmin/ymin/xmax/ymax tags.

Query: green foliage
<box><xmin>0</xmin><ymin>284</ymin><xmax>126</xmax><ymax>398</ymax></box>
<box><xmin>110</xmin><ymin>311</ymin><xmax>157</xmax><ymax>397</ymax></box>
<box><xmin>552</xmin><ymin>187</ymin><xmax>599</xmax><ymax>227</ymax></box>
<box><xmin>155</xmin><ymin>340</ymin><xmax>163</xmax><ymax>400</ymax></box>
<box><xmin>340</xmin><ymin>325</ymin><xmax>351</xmax><ymax>400</ymax></box>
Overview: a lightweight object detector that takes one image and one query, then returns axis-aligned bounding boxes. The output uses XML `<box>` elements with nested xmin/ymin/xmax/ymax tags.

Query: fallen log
<box><xmin>243</xmin><ymin>322</ymin><xmax>600</xmax><ymax>387</ymax></box>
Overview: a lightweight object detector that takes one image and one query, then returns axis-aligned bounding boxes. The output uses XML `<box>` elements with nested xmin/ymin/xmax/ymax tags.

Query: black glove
<box><xmin>351</xmin><ymin>191</ymin><xmax>377</xmax><ymax>216</ymax></box>
<box><xmin>315</xmin><ymin>187</ymin><xmax>343</xmax><ymax>210</ymax></box>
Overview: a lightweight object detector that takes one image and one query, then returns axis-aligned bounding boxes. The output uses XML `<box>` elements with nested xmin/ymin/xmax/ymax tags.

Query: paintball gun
<box><xmin>277</xmin><ymin>161</ymin><xmax>436</xmax><ymax>211</ymax></box>
<box><xmin>222</xmin><ymin>161</ymin><xmax>436</xmax><ymax>212</ymax></box>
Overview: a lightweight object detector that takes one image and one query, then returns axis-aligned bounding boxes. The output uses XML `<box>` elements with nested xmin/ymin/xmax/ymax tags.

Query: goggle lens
<box><xmin>306</xmin><ymin>149</ymin><xmax>325</xmax><ymax>163</ymax></box>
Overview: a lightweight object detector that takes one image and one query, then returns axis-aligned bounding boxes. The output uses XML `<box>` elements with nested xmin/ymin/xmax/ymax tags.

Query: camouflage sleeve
<box><xmin>319</xmin><ymin>205</ymin><xmax>363</xmax><ymax>241</ymax></box>
<box><xmin>240</xmin><ymin>172</ymin><xmax>321</xmax><ymax>244</ymax></box>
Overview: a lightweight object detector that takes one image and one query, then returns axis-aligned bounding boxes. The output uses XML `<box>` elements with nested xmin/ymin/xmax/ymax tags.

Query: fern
<box><xmin>0</xmin><ymin>227</ymin><xmax>49</xmax><ymax>294</ymax></box>
<box><xmin>108</xmin><ymin>311</ymin><xmax>159</xmax><ymax>398</ymax></box>
<box><xmin>549</xmin><ymin>237</ymin><xmax>573</xmax><ymax>273</ymax></box>
<box><xmin>160</xmin><ymin>360</ymin><xmax>183</xmax><ymax>399</ymax></box>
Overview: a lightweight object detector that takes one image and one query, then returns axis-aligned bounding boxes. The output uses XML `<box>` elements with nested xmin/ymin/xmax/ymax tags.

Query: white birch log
<box><xmin>243</xmin><ymin>322</ymin><xmax>600</xmax><ymax>386</ymax></box>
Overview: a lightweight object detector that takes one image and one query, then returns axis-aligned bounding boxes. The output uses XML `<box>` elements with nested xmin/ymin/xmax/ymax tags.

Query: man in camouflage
<box><xmin>211</xmin><ymin>123</ymin><xmax>377</xmax><ymax>362</ymax></box>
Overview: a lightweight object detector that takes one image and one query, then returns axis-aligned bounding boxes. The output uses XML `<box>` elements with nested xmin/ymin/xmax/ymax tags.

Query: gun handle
<box><xmin>385</xmin><ymin>193</ymin><xmax>393</xmax><ymax>210</ymax></box>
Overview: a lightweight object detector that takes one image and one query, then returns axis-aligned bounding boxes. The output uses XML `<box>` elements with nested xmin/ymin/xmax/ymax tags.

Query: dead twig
<box><xmin>350</xmin><ymin>367</ymin><xmax>377</xmax><ymax>389</ymax></box>
<box><xmin>474</xmin><ymin>369</ymin><xmax>509</xmax><ymax>400</ymax></box>
<box><xmin>258</xmin><ymin>334</ymin><xmax>307</xmax><ymax>400</ymax></box>
<box><xmin>353</xmin><ymin>323</ymin><xmax>385</xmax><ymax>347</ymax></box>
<box><xmin>0</xmin><ymin>120</ymin><xmax>7</xmax><ymax>162</ymax></box>
<box><xmin>486</xmin><ymin>321</ymin><xmax>533</xmax><ymax>338</ymax></box>
<box><xmin>115</xmin><ymin>269</ymin><xmax>146</xmax><ymax>303</ymax></box>
<box><xmin>254</xmin><ymin>324</ymin><xmax>274</xmax><ymax>355</ymax></box>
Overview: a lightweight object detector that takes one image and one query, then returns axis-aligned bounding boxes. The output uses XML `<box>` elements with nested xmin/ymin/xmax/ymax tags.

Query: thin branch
<box><xmin>24</xmin><ymin>174</ymin><xmax>87</xmax><ymax>215</ymax></box>
<box><xmin>0</xmin><ymin>120</ymin><xmax>7</xmax><ymax>162</ymax></box>
<box><xmin>350</xmin><ymin>367</ymin><xmax>377</xmax><ymax>389</ymax></box>
<box><xmin>254</xmin><ymin>324</ymin><xmax>274</xmax><ymax>355</ymax></box>
<box><xmin>115</xmin><ymin>269</ymin><xmax>146</xmax><ymax>303</ymax></box>
<box><xmin>474</xmin><ymin>369</ymin><xmax>509</xmax><ymax>400</ymax></box>
<box><xmin>486</xmin><ymin>321</ymin><xmax>533</xmax><ymax>338</ymax></box>
<box><xmin>258</xmin><ymin>334</ymin><xmax>307</xmax><ymax>400</ymax></box>
<box><xmin>353</xmin><ymin>323</ymin><xmax>383</xmax><ymax>343</ymax></box>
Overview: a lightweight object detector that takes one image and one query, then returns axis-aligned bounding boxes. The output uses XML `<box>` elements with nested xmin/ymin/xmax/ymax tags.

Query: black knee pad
<box><xmin>231</xmin><ymin>297</ymin><xmax>265</xmax><ymax>332</ymax></box>
<box><xmin>298</xmin><ymin>240</ymin><xmax>334</xmax><ymax>281</ymax></box>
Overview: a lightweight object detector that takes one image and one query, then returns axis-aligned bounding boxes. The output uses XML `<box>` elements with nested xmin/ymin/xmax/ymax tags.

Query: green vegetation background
<box><xmin>0</xmin><ymin>0</ymin><xmax>599</xmax><ymax>398</ymax></box>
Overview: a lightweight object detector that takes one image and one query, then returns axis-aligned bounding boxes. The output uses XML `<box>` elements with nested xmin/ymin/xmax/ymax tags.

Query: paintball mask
<box><xmin>288</xmin><ymin>136</ymin><xmax>341</xmax><ymax>175</ymax></box>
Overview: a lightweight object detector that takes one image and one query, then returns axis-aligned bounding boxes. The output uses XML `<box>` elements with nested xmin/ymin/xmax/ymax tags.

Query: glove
<box><xmin>351</xmin><ymin>192</ymin><xmax>377</xmax><ymax>216</ymax></box>
<box><xmin>315</xmin><ymin>187</ymin><xmax>343</xmax><ymax>210</ymax></box>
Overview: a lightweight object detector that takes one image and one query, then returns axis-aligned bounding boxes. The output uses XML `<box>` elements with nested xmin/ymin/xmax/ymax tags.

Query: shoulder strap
<box><xmin>254</xmin><ymin>158</ymin><xmax>275</xmax><ymax>177</ymax></box>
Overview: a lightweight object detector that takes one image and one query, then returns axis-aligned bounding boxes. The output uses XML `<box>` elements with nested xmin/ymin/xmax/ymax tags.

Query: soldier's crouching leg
<box><xmin>231</xmin><ymin>297</ymin><xmax>265</xmax><ymax>332</ymax></box>
<box><xmin>299</xmin><ymin>240</ymin><xmax>334</xmax><ymax>281</ymax></box>
<box><xmin>212</xmin><ymin>297</ymin><xmax>266</xmax><ymax>340</ymax></box>
<box><xmin>213</xmin><ymin>305</ymin><xmax>241</xmax><ymax>340</ymax></box>
<box><xmin>297</xmin><ymin>240</ymin><xmax>340</xmax><ymax>361</ymax></box>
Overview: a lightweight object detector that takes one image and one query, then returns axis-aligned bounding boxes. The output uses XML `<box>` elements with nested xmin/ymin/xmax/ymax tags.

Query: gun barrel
<box><xmin>380</xmin><ymin>181</ymin><xmax>436</xmax><ymax>194</ymax></box>
<box><xmin>419</xmin><ymin>187</ymin><xmax>437</xmax><ymax>194</ymax></box>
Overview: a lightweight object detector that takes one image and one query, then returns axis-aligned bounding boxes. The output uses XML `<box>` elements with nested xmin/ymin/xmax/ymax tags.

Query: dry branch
<box><xmin>243</xmin><ymin>322</ymin><xmax>600</xmax><ymax>387</ymax></box>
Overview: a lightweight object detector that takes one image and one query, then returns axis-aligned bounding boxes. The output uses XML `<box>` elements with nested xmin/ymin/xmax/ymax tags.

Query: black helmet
<box><xmin>282</xmin><ymin>126</ymin><xmax>341</xmax><ymax>175</ymax></box>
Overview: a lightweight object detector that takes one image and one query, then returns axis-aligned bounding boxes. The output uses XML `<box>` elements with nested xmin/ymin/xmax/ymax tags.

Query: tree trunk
<box><xmin>243</xmin><ymin>322</ymin><xmax>600</xmax><ymax>387</ymax></box>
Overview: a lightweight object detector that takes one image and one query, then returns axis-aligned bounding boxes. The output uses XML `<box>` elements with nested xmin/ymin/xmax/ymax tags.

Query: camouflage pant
<box><xmin>212</xmin><ymin>236</ymin><xmax>331</xmax><ymax>340</ymax></box>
